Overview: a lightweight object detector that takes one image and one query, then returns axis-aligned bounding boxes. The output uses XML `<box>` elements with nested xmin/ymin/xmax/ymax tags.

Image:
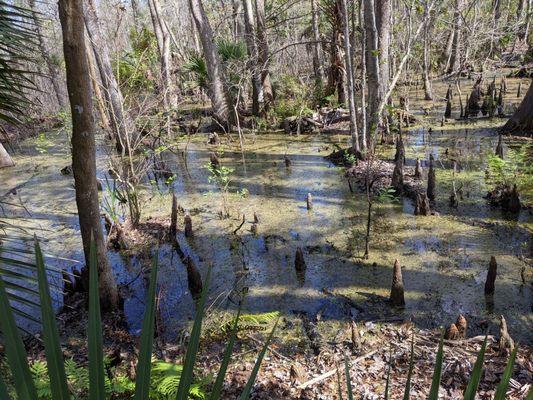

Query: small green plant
<box><xmin>204</xmin><ymin>158</ymin><xmax>236</xmax><ymax>218</ymax></box>
<box><xmin>35</xmin><ymin>133</ymin><xmax>53</xmax><ymax>154</ymax></box>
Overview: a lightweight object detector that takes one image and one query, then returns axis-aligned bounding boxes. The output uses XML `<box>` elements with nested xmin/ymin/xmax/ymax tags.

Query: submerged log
<box><xmin>414</xmin><ymin>158</ymin><xmax>422</xmax><ymax>179</ymax></box>
<box><xmin>170</xmin><ymin>192</ymin><xmax>178</xmax><ymax>237</ymax></box>
<box><xmin>495</xmin><ymin>134</ymin><xmax>504</xmax><ymax>158</ymax></box>
<box><xmin>185</xmin><ymin>256</ymin><xmax>202</xmax><ymax>301</ymax></box>
<box><xmin>484</xmin><ymin>256</ymin><xmax>497</xmax><ymax>295</ymax></box>
<box><xmin>184</xmin><ymin>214</ymin><xmax>193</xmax><ymax>238</ymax></box>
<box><xmin>498</xmin><ymin>315</ymin><xmax>515</xmax><ymax>355</ymax></box>
<box><xmin>427</xmin><ymin>154</ymin><xmax>436</xmax><ymax>202</ymax></box>
<box><xmin>295</xmin><ymin>247</ymin><xmax>307</xmax><ymax>272</ymax></box>
<box><xmin>389</xmin><ymin>259</ymin><xmax>405</xmax><ymax>307</ymax></box>
<box><xmin>306</xmin><ymin>193</ymin><xmax>313</xmax><ymax>210</ymax></box>
<box><xmin>456</xmin><ymin>314</ymin><xmax>467</xmax><ymax>339</ymax></box>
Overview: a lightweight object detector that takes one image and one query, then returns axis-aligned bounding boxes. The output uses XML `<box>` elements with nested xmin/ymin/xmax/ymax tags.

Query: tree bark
<box><xmin>364</xmin><ymin>0</ymin><xmax>381</xmax><ymax>145</ymax></box>
<box><xmin>0</xmin><ymin>143</ymin><xmax>15</xmax><ymax>168</ymax></box>
<box><xmin>359</xmin><ymin>0</ymin><xmax>368</xmax><ymax>152</ymax></box>
<box><xmin>340</xmin><ymin>0</ymin><xmax>359</xmax><ymax>152</ymax></box>
<box><xmin>447</xmin><ymin>0</ymin><xmax>463</xmax><ymax>74</ymax></box>
<box><xmin>28</xmin><ymin>0</ymin><xmax>66</xmax><ymax>110</ymax></box>
<box><xmin>243</xmin><ymin>0</ymin><xmax>261</xmax><ymax>116</ymax></box>
<box><xmin>375</xmin><ymin>0</ymin><xmax>390</xmax><ymax>95</ymax></box>
<box><xmin>311</xmin><ymin>0</ymin><xmax>324</xmax><ymax>86</ymax></box>
<box><xmin>422</xmin><ymin>0</ymin><xmax>433</xmax><ymax>100</ymax></box>
<box><xmin>189</xmin><ymin>0</ymin><xmax>233</xmax><ymax>127</ymax></box>
<box><xmin>148</xmin><ymin>0</ymin><xmax>177</xmax><ymax>109</ymax></box>
<box><xmin>58</xmin><ymin>0</ymin><xmax>119</xmax><ymax>310</ymax></box>
<box><xmin>84</xmin><ymin>0</ymin><xmax>135</xmax><ymax>154</ymax></box>
<box><xmin>501</xmin><ymin>79</ymin><xmax>533</xmax><ymax>137</ymax></box>
<box><xmin>325</xmin><ymin>0</ymin><xmax>346</xmax><ymax>105</ymax></box>
<box><xmin>255</xmin><ymin>0</ymin><xmax>274</xmax><ymax>108</ymax></box>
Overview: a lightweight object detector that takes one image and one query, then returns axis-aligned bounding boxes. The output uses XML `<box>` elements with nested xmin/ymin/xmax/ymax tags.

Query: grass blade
<box><xmin>463</xmin><ymin>335</ymin><xmax>488</xmax><ymax>400</ymax></box>
<box><xmin>134</xmin><ymin>252</ymin><xmax>159</xmax><ymax>400</ymax></box>
<box><xmin>175</xmin><ymin>265</ymin><xmax>212</xmax><ymax>399</ymax></box>
<box><xmin>0</xmin><ymin>270</ymin><xmax>37</xmax><ymax>399</ymax></box>
<box><xmin>88</xmin><ymin>239</ymin><xmax>106</xmax><ymax>400</ymax></box>
<box><xmin>427</xmin><ymin>330</ymin><xmax>445</xmax><ymax>400</ymax></box>
<box><xmin>493</xmin><ymin>345</ymin><xmax>518</xmax><ymax>400</ymax></box>
<box><xmin>402</xmin><ymin>333</ymin><xmax>415</xmax><ymax>400</ymax></box>
<box><xmin>209</xmin><ymin>305</ymin><xmax>242</xmax><ymax>400</ymax></box>
<box><xmin>239</xmin><ymin>317</ymin><xmax>279</xmax><ymax>400</ymax></box>
<box><xmin>34</xmin><ymin>238</ymin><xmax>70</xmax><ymax>400</ymax></box>
<box><xmin>384</xmin><ymin>347</ymin><xmax>392</xmax><ymax>400</ymax></box>
<box><xmin>344</xmin><ymin>355</ymin><xmax>354</xmax><ymax>400</ymax></box>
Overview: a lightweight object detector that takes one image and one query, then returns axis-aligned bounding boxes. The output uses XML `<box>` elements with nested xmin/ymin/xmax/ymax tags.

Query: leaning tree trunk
<box><xmin>28</xmin><ymin>0</ymin><xmax>66</xmax><ymax>109</ymax></box>
<box><xmin>340</xmin><ymin>0</ymin><xmax>360</xmax><ymax>153</ymax></box>
<box><xmin>189</xmin><ymin>0</ymin><xmax>233</xmax><ymax>127</ymax></box>
<box><xmin>501</xmin><ymin>79</ymin><xmax>533</xmax><ymax>137</ymax></box>
<box><xmin>0</xmin><ymin>143</ymin><xmax>15</xmax><ymax>168</ymax></box>
<box><xmin>58</xmin><ymin>0</ymin><xmax>119</xmax><ymax>310</ymax></box>
<box><xmin>84</xmin><ymin>0</ymin><xmax>136</xmax><ymax>155</ymax></box>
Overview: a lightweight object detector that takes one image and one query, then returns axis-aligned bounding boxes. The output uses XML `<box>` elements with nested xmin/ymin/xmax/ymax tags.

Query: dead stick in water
<box><xmin>233</xmin><ymin>214</ymin><xmax>246</xmax><ymax>234</ymax></box>
<box><xmin>297</xmin><ymin>350</ymin><xmax>378</xmax><ymax>389</ymax></box>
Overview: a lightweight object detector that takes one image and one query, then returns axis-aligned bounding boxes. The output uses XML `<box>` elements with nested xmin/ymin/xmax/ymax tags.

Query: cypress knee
<box><xmin>444</xmin><ymin>95</ymin><xmax>452</xmax><ymax>118</ymax></box>
<box><xmin>414</xmin><ymin>192</ymin><xmax>431</xmax><ymax>216</ymax></box>
<box><xmin>427</xmin><ymin>154</ymin><xmax>436</xmax><ymax>202</ymax></box>
<box><xmin>456</xmin><ymin>314</ymin><xmax>467</xmax><ymax>339</ymax></box>
<box><xmin>185</xmin><ymin>256</ymin><xmax>202</xmax><ymax>301</ymax></box>
<box><xmin>253</xmin><ymin>211</ymin><xmax>259</xmax><ymax>223</ymax></box>
<box><xmin>306</xmin><ymin>193</ymin><xmax>313</xmax><ymax>210</ymax></box>
<box><xmin>285</xmin><ymin>155</ymin><xmax>291</xmax><ymax>168</ymax></box>
<box><xmin>495</xmin><ymin>134</ymin><xmax>504</xmax><ymax>158</ymax></box>
<box><xmin>484</xmin><ymin>256</ymin><xmax>497</xmax><ymax>295</ymax></box>
<box><xmin>250</xmin><ymin>223</ymin><xmax>258</xmax><ymax>235</ymax></box>
<box><xmin>295</xmin><ymin>247</ymin><xmax>306</xmax><ymax>272</ymax></box>
<box><xmin>184</xmin><ymin>214</ymin><xmax>193</xmax><ymax>238</ymax></box>
<box><xmin>170</xmin><ymin>192</ymin><xmax>178</xmax><ymax>237</ymax></box>
<box><xmin>517</xmin><ymin>82</ymin><xmax>521</xmax><ymax>98</ymax></box>
<box><xmin>414</xmin><ymin>158</ymin><xmax>422</xmax><ymax>179</ymax></box>
<box><xmin>389</xmin><ymin>259</ymin><xmax>405</xmax><ymax>307</ymax></box>
<box><xmin>210</xmin><ymin>152</ymin><xmax>220</xmax><ymax>172</ymax></box>
<box><xmin>445</xmin><ymin>323</ymin><xmax>459</xmax><ymax>340</ymax></box>
<box><xmin>498</xmin><ymin>315</ymin><xmax>515</xmax><ymax>355</ymax></box>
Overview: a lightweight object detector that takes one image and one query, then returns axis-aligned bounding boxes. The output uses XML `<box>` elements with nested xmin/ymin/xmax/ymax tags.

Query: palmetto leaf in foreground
<box><xmin>493</xmin><ymin>344</ymin><xmax>518</xmax><ymax>400</ymax></box>
<box><xmin>463</xmin><ymin>335</ymin><xmax>488</xmax><ymax>400</ymax></box>
<box><xmin>428</xmin><ymin>330</ymin><xmax>445</xmax><ymax>400</ymax></box>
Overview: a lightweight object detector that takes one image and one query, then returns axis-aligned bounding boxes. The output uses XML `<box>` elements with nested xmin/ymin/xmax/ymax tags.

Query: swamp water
<box><xmin>1</xmin><ymin>81</ymin><xmax>531</xmax><ymax>344</ymax></box>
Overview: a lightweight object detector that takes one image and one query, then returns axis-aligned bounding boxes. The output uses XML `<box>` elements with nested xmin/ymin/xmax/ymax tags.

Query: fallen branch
<box><xmin>297</xmin><ymin>349</ymin><xmax>379</xmax><ymax>389</ymax></box>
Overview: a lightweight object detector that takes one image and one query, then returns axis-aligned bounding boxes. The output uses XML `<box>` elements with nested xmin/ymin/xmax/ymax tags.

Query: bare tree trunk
<box><xmin>359</xmin><ymin>0</ymin><xmax>367</xmax><ymax>153</ymax></box>
<box><xmin>364</xmin><ymin>0</ymin><xmax>381</xmax><ymax>147</ymax></box>
<box><xmin>189</xmin><ymin>0</ymin><xmax>233</xmax><ymax>127</ymax></box>
<box><xmin>232</xmin><ymin>0</ymin><xmax>245</xmax><ymax>41</ymax></box>
<box><xmin>447</xmin><ymin>0</ymin><xmax>463</xmax><ymax>73</ymax></box>
<box><xmin>58</xmin><ymin>0</ymin><xmax>119</xmax><ymax>310</ymax></box>
<box><xmin>28</xmin><ymin>0</ymin><xmax>66</xmax><ymax>109</ymax></box>
<box><xmin>375</xmin><ymin>0</ymin><xmax>390</xmax><ymax>94</ymax></box>
<box><xmin>311</xmin><ymin>0</ymin><xmax>324</xmax><ymax>86</ymax></box>
<box><xmin>84</xmin><ymin>0</ymin><xmax>135</xmax><ymax>154</ymax></box>
<box><xmin>501</xmin><ymin>79</ymin><xmax>533</xmax><ymax>136</ymax></box>
<box><xmin>255</xmin><ymin>0</ymin><xmax>274</xmax><ymax>108</ymax></box>
<box><xmin>0</xmin><ymin>143</ymin><xmax>15</xmax><ymax>168</ymax></box>
<box><xmin>422</xmin><ymin>0</ymin><xmax>433</xmax><ymax>100</ymax></box>
<box><xmin>131</xmin><ymin>0</ymin><xmax>141</xmax><ymax>30</ymax></box>
<box><xmin>86</xmin><ymin>41</ymin><xmax>110</xmax><ymax>131</ymax></box>
<box><xmin>243</xmin><ymin>0</ymin><xmax>261</xmax><ymax>116</ymax></box>
<box><xmin>148</xmin><ymin>0</ymin><xmax>176</xmax><ymax>109</ymax></box>
<box><xmin>340</xmin><ymin>0</ymin><xmax>359</xmax><ymax>153</ymax></box>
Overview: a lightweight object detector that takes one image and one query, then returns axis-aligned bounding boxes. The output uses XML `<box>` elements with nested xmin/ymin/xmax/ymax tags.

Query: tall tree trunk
<box><xmin>28</xmin><ymin>0</ymin><xmax>66</xmax><ymax>109</ymax></box>
<box><xmin>84</xmin><ymin>0</ymin><xmax>135</xmax><ymax>154</ymax></box>
<box><xmin>422</xmin><ymin>0</ymin><xmax>433</xmax><ymax>100</ymax></box>
<box><xmin>375</xmin><ymin>0</ymin><xmax>390</xmax><ymax>94</ymax></box>
<box><xmin>232</xmin><ymin>0</ymin><xmax>245</xmax><ymax>41</ymax></box>
<box><xmin>311</xmin><ymin>0</ymin><xmax>324</xmax><ymax>86</ymax></box>
<box><xmin>340</xmin><ymin>0</ymin><xmax>359</xmax><ymax>153</ymax></box>
<box><xmin>447</xmin><ymin>0</ymin><xmax>462</xmax><ymax>73</ymax></box>
<box><xmin>86</xmin><ymin>40</ymin><xmax>111</xmax><ymax>131</ymax></box>
<box><xmin>501</xmin><ymin>79</ymin><xmax>533</xmax><ymax>136</ymax></box>
<box><xmin>255</xmin><ymin>0</ymin><xmax>273</xmax><ymax>109</ymax></box>
<box><xmin>189</xmin><ymin>0</ymin><xmax>233</xmax><ymax>127</ymax></box>
<box><xmin>325</xmin><ymin>0</ymin><xmax>346</xmax><ymax>105</ymax></box>
<box><xmin>243</xmin><ymin>0</ymin><xmax>261</xmax><ymax>116</ymax></box>
<box><xmin>148</xmin><ymin>0</ymin><xmax>176</xmax><ymax>109</ymax></box>
<box><xmin>364</xmin><ymin>0</ymin><xmax>381</xmax><ymax>146</ymax></box>
<box><xmin>0</xmin><ymin>143</ymin><xmax>15</xmax><ymax>168</ymax></box>
<box><xmin>359</xmin><ymin>0</ymin><xmax>367</xmax><ymax>152</ymax></box>
<box><xmin>58</xmin><ymin>0</ymin><xmax>119</xmax><ymax>310</ymax></box>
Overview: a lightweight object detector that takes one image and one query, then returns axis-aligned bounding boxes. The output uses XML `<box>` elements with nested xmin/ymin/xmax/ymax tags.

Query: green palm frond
<box><xmin>183</xmin><ymin>53</ymin><xmax>208</xmax><ymax>90</ymax></box>
<box><xmin>216</xmin><ymin>39</ymin><xmax>247</xmax><ymax>62</ymax></box>
<box><xmin>0</xmin><ymin>0</ymin><xmax>37</xmax><ymax>124</ymax></box>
